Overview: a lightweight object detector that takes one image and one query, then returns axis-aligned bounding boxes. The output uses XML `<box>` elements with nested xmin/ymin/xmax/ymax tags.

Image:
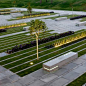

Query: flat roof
<box><xmin>43</xmin><ymin>52</ymin><xmax>77</xmax><ymax>67</ymax></box>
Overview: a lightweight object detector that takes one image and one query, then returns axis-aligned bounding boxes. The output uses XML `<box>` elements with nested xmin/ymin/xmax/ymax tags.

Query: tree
<box><xmin>46</xmin><ymin>0</ymin><xmax>48</xmax><ymax>2</ymax></box>
<box><xmin>13</xmin><ymin>1</ymin><xmax>16</xmax><ymax>7</ymax></box>
<box><xmin>29</xmin><ymin>19</ymin><xmax>48</xmax><ymax>60</ymax></box>
<box><xmin>27</xmin><ymin>3</ymin><xmax>32</xmax><ymax>15</ymax></box>
<box><xmin>82</xmin><ymin>3</ymin><xmax>86</xmax><ymax>11</ymax></box>
<box><xmin>51</xmin><ymin>0</ymin><xmax>53</xmax><ymax>3</ymax></box>
<box><xmin>40</xmin><ymin>0</ymin><xmax>42</xmax><ymax>4</ymax></box>
<box><xmin>70</xmin><ymin>3</ymin><xmax>74</xmax><ymax>17</ymax></box>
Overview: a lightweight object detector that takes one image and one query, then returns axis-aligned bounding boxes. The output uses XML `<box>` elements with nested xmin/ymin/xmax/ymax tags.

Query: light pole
<box><xmin>72</xmin><ymin>6</ymin><xmax>74</xmax><ymax>17</ymax></box>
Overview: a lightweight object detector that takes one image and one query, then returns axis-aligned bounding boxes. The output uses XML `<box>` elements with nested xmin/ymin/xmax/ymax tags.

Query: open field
<box><xmin>0</xmin><ymin>29</ymin><xmax>86</xmax><ymax>77</ymax></box>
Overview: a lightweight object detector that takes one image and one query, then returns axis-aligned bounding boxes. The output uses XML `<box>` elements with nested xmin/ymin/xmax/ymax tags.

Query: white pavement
<box><xmin>0</xmin><ymin>31</ymin><xmax>28</xmax><ymax>38</ymax></box>
<box><xmin>5</xmin><ymin>7</ymin><xmax>86</xmax><ymax>15</ymax></box>
<box><xmin>0</xmin><ymin>13</ymin><xmax>59</xmax><ymax>26</ymax></box>
<box><xmin>42</xmin><ymin>19</ymin><xmax>86</xmax><ymax>33</ymax></box>
<box><xmin>1</xmin><ymin>7</ymin><xmax>86</xmax><ymax>26</ymax></box>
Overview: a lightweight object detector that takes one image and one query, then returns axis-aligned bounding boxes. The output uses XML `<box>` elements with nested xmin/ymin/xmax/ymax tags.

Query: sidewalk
<box><xmin>0</xmin><ymin>14</ymin><xmax>59</xmax><ymax>26</ymax></box>
<box><xmin>0</xmin><ymin>31</ymin><xmax>28</xmax><ymax>38</ymax></box>
<box><xmin>0</xmin><ymin>54</ymin><xmax>86</xmax><ymax>86</ymax></box>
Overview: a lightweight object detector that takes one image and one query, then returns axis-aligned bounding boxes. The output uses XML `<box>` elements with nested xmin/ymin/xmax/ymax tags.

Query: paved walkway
<box><xmin>5</xmin><ymin>7</ymin><xmax>86</xmax><ymax>15</ymax></box>
<box><xmin>42</xmin><ymin>19</ymin><xmax>86</xmax><ymax>33</ymax></box>
<box><xmin>0</xmin><ymin>14</ymin><xmax>59</xmax><ymax>26</ymax></box>
<box><xmin>0</xmin><ymin>31</ymin><xmax>28</xmax><ymax>38</ymax></box>
<box><xmin>0</xmin><ymin>54</ymin><xmax>86</xmax><ymax>86</ymax></box>
<box><xmin>1</xmin><ymin>7</ymin><xmax>86</xmax><ymax>26</ymax></box>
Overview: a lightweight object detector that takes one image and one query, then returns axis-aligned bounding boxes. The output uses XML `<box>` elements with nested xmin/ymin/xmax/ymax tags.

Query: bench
<box><xmin>43</xmin><ymin>52</ymin><xmax>78</xmax><ymax>72</ymax></box>
<box><xmin>55</xmin><ymin>17</ymin><xmax>67</xmax><ymax>21</ymax></box>
<box><xmin>59</xmin><ymin>13</ymin><xmax>69</xmax><ymax>16</ymax></box>
<box><xmin>76</xmin><ymin>21</ymin><xmax>86</xmax><ymax>26</ymax></box>
<box><xmin>11</xmin><ymin>13</ymin><xmax>24</xmax><ymax>18</ymax></box>
<box><xmin>23</xmin><ymin>26</ymin><xmax>30</xmax><ymax>31</ymax></box>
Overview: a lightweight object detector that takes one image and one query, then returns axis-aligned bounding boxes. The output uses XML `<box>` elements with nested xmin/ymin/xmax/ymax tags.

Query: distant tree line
<box><xmin>40</xmin><ymin>0</ymin><xmax>53</xmax><ymax>4</ymax></box>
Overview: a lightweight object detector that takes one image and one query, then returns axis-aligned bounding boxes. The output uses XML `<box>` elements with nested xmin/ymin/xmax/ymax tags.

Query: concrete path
<box><xmin>0</xmin><ymin>54</ymin><xmax>86</xmax><ymax>86</ymax></box>
<box><xmin>42</xmin><ymin>19</ymin><xmax>86</xmax><ymax>33</ymax></box>
<box><xmin>1</xmin><ymin>7</ymin><xmax>86</xmax><ymax>26</ymax></box>
<box><xmin>0</xmin><ymin>31</ymin><xmax>28</xmax><ymax>38</ymax></box>
<box><xmin>5</xmin><ymin>7</ymin><xmax>86</xmax><ymax>15</ymax></box>
<box><xmin>0</xmin><ymin>52</ymin><xmax>8</xmax><ymax>57</ymax></box>
<box><xmin>0</xmin><ymin>14</ymin><xmax>59</xmax><ymax>26</ymax></box>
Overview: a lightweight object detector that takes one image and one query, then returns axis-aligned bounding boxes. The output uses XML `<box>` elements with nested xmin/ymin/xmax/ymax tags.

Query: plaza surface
<box><xmin>0</xmin><ymin>8</ymin><xmax>86</xmax><ymax>86</ymax></box>
<box><xmin>0</xmin><ymin>54</ymin><xmax>86</xmax><ymax>86</ymax></box>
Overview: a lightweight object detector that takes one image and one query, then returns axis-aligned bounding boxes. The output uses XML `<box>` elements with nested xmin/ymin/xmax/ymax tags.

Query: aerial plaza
<box><xmin>0</xmin><ymin>0</ymin><xmax>86</xmax><ymax>86</ymax></box>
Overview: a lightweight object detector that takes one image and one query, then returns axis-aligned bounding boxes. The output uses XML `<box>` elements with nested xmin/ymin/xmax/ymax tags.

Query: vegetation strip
<box><xmin>0</xmin><ymin>30</ymin><xmax>84</xmax><ymax>63</ymax></box>
<box><xmin>0</xmin><ymin>38</ymin><xmax>85</xmax><ymax>74</ymax></box>
<box><xmin>9</xmin><ymin>42</ymin><xmax>86</xmax><ymax>70</ymax></box>
<box><xmin>0</xmin><ymin>29</ymin><xmax>85</xmax><ymax>76</ymax></box>
<box><xmin>15</xmin><ymin>42</ymin><xmax>86</xmax><ymax>75</ymax></box>
<box><xmin>0</xmin><ymin>32</ymin><xmax>53</xmax><ymax>52</ymax></box>
<box><xmin>0</xmin><ymin>32</ymin><xmax>51</xmax><ymax>48</ymax></box>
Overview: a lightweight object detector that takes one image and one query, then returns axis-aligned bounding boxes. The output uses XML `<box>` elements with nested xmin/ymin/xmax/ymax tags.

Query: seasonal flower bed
<box><xmin>70</xmin><ymin>15</ymin><xmax>86</xmax><ymax>20</ymax></box>
<box><xmin>45</xmin><ymin>31</ymin><xmax>86</xmax><ymax>48</ymax></box>
<box><xmin>0</xmin><ymin>9</ymin><xmax>13</xmax><ymax>12</ymax></box>
<box><xmin>0</xmin><ymin>29</ymin><xmax>7</xmax><ymax>33</ymax></box>
<box><xmin>17</xmin><ymin>12</ymin><xmax>50</xmax><ymax>19</ymax></box>
<box><xmin>0</xmin><ymin>23</ymin><xmax>27</xmax><ymax>29</ymax></box>
<box><xmin>0</xmin><ymin>11</ymin><xmax>22</xmax><ymax>15</ymax></box>
<box><xmin>7</xmin><ymin>31</ymin><xmax>74</xmax><ymax>54</ymax></box>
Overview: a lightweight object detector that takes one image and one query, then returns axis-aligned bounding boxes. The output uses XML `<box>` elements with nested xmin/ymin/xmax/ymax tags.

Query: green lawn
<box><xmin>0</xmin><ymin>29</ymin><xmax>86</xmax><ymax>77</ymax></box>
<box><xmin>0</xmin><ymin>22</ymin><xmax>30</xmax><ymax>36</ymax></box>
<box><xmin>80</xmin><ymin>17</ymin><xmax>86</xmax><ymax>22</ymax></box>
<box><xmin>0</xmin><ymin>30</ymin><xmax>55</xmax><ymax>52</ymax></box>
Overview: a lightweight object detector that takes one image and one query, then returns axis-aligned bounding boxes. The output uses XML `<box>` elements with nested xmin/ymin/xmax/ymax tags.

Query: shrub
<box><xmin>7</xmin><ymin>31</ymin><xmax>74</xmax><ymax>54</ymax></box>
<box><xmin>70</xmin><ymin>15</ymin><xmax>86</xmax><ymax>20</ymax></box>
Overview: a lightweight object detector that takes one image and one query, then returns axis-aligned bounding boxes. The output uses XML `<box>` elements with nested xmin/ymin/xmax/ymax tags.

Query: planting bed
<box><xmin>0</xmin><ymin>23</ymin><xmax>29</xmax><ymax>36</ymax></box>
<box><xmin>0</xmin><ymin>29</ymin><xmax>86</xmax><ymax>77</ymax></box>
<box><xmin>0</xmin><ymin>30</ymin><xmax>54</xmax><ymax>52</ymax></box>
<box><xmin>7</xmin><ymin>31</ymin><xmax>74</xmax><ymax>54</ymax></box>
<box><xmin>70</xmin><ymin>15</ymin><xmax>86</xmax><ymax>20</ymax></box>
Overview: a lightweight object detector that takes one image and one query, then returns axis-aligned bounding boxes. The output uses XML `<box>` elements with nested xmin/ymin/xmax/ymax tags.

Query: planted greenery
<box><xmin>70</xmin><ymin>15</ymin><xmax>86</xmax><ymax>20</ymax></box>
<box><xmin>15</xmin><ymin>12</ymin><xmax>50</xmax><ymax>20</ymax></box>
<box><xmin>0</xmin><ymin>23</ymin><xmax>27</xmax><ymax>29</ymax></box>
<box><xmin>0</xmin><ymin>9</ymin><xmax>13</xmax><ymax>12</ymax></box>
<box><xmin>0</xmin><ymin>31</ymin><xmax>53</xmax><ymax>52</ymax></box>
<box><xmin>6</xmin><ymin>31</ymin><xmax>74</xmax><ymax>54</ymax></box>
<box><xmin>0</xmin><ymin>30</ymin><xmax>85</xmax><ymax>77</ymax></box>
<box><xmin>0</xmin><ymin>10</ymin><xmax>22</xmax><ymax>15</ymax></box>
<box><xmin>0</xmin><ymin>29</ymin><xmax>86</xmax><ymax>77</ymax></box>
<box><xmin>54</xmin><ymin>31</ymin><xmax>86</xmax><ymax>48</ymax></box>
